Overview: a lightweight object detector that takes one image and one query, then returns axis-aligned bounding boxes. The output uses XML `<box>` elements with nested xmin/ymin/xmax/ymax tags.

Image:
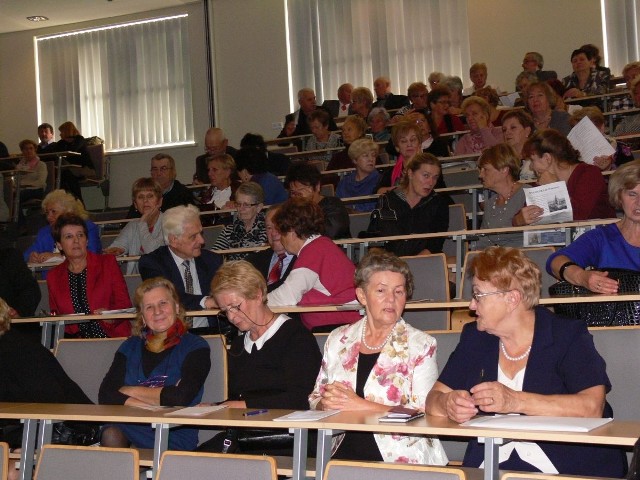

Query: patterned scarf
<box><xmin>144</xmin><ymin>319</ymin><xmax>186</xmax><ymax>352</ymax></box>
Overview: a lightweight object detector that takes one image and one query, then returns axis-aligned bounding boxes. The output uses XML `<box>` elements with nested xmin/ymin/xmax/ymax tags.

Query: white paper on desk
<box><xmin>567</xmin><ymin>116</ymin><xmax>615</xmax><ymax>165</ymax></box>
<box><xmin>462</xmin><ymin>415</ymin><xmax>613</xmax><ymax>432</ymax></box>
<box><xmin>499</xmin><ymin>92</ymin><xmax>520</xmax><ymax>107</ymax></box>
<box><xmin>524</xmin><ymin>181</ymin><xmax>573</xmax><ymax>225</ymax></box>
<box><xmin>165</xmin><ymin>405</ymin><xmax>228</xmax><ymax>416</ymax></box>
<box><xmin>273</xmin><ymin>410</ymin><xmax>339</xmax><ymax>421</ymax></box>
<box><xmin>101</xmin><ymin>307</ymin><xmax>136</xmax><ymax>315</ymax></box>
<box><xmin>134</xmin><ymin>405</ymin><xmax>173</xmax><ymax>412</ymax></box>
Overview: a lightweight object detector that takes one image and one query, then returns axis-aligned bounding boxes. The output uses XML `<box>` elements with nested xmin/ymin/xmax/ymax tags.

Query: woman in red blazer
<box><xmin>47</xmin><ymin>213</ymin><xmax>132</xmax><ymax>338</ymax></box>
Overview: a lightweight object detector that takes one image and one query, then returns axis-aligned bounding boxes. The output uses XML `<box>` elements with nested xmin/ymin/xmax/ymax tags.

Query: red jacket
<box><xmin>47</xmin><ymin>252</ymin><xmax>132</xmax><ymax>337</ymax></box>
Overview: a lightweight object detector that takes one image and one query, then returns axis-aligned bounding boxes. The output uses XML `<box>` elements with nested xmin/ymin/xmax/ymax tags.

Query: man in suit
<box><xmin>193</xmin><ymin>127</ymin><xmax>238</xmax><ymax>184</ymax></box>
<box><xmin>36</xmin><ymin>123</ymin><xmax>58</xmax><ymax>155</ymax></box>
<box><xmin>246</xmin><ymin>206</ymin><xmax>295</xmax><ymax>292</ymax></box>
<box><xmin>292</xmin><ymin>88</ymin><xmax>337</xmax><ymax>135</ymax></box>
<box><xmin>139</xmin><ymin>204</ymin><xmax>231</xmax><ymax>335</ymax></box>
<box><xmin>322</xmin><ymin>83</ymin><xmax>353</xmax><ymax>118</ymax></box>
<box><xmin>373</xmin><ymin>76</ymin><xmax>410</xmax><ymax>110</ymax></box>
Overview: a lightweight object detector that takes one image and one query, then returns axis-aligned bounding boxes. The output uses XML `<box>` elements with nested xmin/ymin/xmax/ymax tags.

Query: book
<box><xmin>273</xmin><ymin>410</ymin><xmax>339</xmax><ymax>421</ymax></box>
<box><xmin>379</xmin><ymin>406</ymin><xmax>425</xmax><ymax>423</ymax></box>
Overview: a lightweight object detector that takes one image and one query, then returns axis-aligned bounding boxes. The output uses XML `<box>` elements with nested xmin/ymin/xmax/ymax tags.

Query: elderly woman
<box><xmin>514</xmin><ymin>71</ymin><xmax>537</xmax><ymax>97</ymax></box>
<box><xmin>397</xmin><ymin>82</ymin><xmax>429</xmax><ymax>116</ymax></box>
<box><xmin>428</xmin><ymin>71</ymin><xmax>446</xmax><ymax>89</ymax></box>
<box><xmin>525</xmin><ymin>81</ymin><xmax>571</xmax><ymax>136</ymax></box>
<box><xmin>444</xmin><ymin>76</ymin><xmax>464</xmax><ymax>114</ymax></box>
<box><xmin>327</xmin><ymin>115</ymin><xmax>367</xmax><ymax>171</ymax></box>
<box><xmin>212</xmin><ymin>182</ymin><xmax>267</xmax><ymax>260</ymax></box>
<box><xmin>613</xmin><ymin>76</ymin><xmax>640</xmax><ymax>137</ymax></box>
<box><xmin>426</xmin><ymin>246</ymin><xmax>627</xmax><ymax>477</ymax></box>
<box><xmin>377</xmin><ymin>120</ymin><xmax>422</xmax><ymax>194</ymax></box>
<box><xmin>547</xmin><ymin>160</ymin><xmax>640</xmax><ymax>293</ymax></box>
<box><xmin>521</xmin><ymin>51</ymin><xmax>558</xmax><ymax>82</ymax></box>
<box><xmin>475</xmin><ymin>86</ymin><xmax>505</xmax><ymax>126</ymax></box>
<box><xmin>24</xmin><ymin>189</ymin><xmax>101</xmax><ymax>264</ymax></box>
<box><xmin>56</xmin><ymin>121</ymin><xmax>95</xmax><ymax>177</ymax></box>
<box><xmin>267</xmin><ymin>198</ymin><xmax>360</xmax><ymax>332</ymax></box>
<box><xmin>15</xmin><ymin>139</ymin><xmax>48</xmax><ymax>206</ymax></box>
<box><xmin>336</xmin><ymin>138</ymin><xmax>381</xmax><ymax>212</ymax></box>
<box><xmin>409</xmin><ymin>110</ymin><xmax>449</xmax><ymax>157</ymax></box>
<box><xmin>199</xmin><ymin>153</ymin><xmax>239</xmax><ymax>210</ymax></box>
<box><xmin>304</xmin><ymin>109</ymin><xmax>341</xmax><ymax>164</ymax></box>
<box><xmin>563</xmin><ymin>48</ymin><xmax>609</xmax><ymax>99</ymax></box>
<box><xmin>428</xmin><ymin>86</ymin><xmax>465</xmax><ymax>135</ymax></box>
<box><xmin>501</xmin><ymin>110</ymin><xmax>535</xmax><ymax>180</ymax></box>
<box><xmin>284</xmin><ymin>163</ymin><xmax>350</xmax><ymax>239</ymax></box>
<box><xmin>370</xmin><ymin>153</ymin><xmax>449</xmax><ymax>257</ymax></box>
<box><xmin>464</xmin><ymin>62</ymin><xmax>489</xmax><ymax>96</ymax></box>
<box><xmin>309</xmin><ymin>251</ymin><xmax>447</xmax><ymax>464</ymax></box>
<box><xmin>104</xmin><ymin>178</ymin><xmax>165</xmax><ymax>274</ymax></box>
<box><xmin>454</xmin><ymin>96</ymin><xmax>504</xmax><ymax>155</ymax></box>
<box><xmin>367</xmin><ymin>107</ymin><xmax>391</xmax><ymax>142</ymax></box>
<box><xmin>516</xmin><ymin>129</ymin><xmax>615</xmax><ymax>223</ymax></box>
<box><xmin>99</xmin><ymin>277</ymin><xmax>210</xmax><ymax>450</ymax></box>
<box><xmin>198</xmin><ymin>261</ymin><xmax>321</xmax><ymax>453</ymax></box>
<box><xmin>476</xmin><ymin>144</ymin><xmax>526</xmax><ymax>249</ymax></box>
<box><xmin>47</xmin><ymin>213</ymin><xmax>132</xmax><ymax>338</ymax></box>
<box><xmin>350</xmin><ymin>86</ymin><xmax>374</xmax><ymax>120</ymax></box>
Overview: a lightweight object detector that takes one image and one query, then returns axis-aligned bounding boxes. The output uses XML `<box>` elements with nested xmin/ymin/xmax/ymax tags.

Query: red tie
<box><xmin>267</xmin><ymin>253</ymin><xmax>286</xmax><ymax>285</ymax></box>
<box><xmin>341</xmin><ymin>104</ymin><xmax>347</xmax><ymax>111</ymax></box>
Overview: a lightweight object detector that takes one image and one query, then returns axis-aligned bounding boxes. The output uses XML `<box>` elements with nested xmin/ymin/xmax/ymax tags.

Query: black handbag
<box><xmin>359</xmin><ymin>194</ymin><xmax>399</xmax><ymax>238</ymax></box>
<box><xmin>221</xmin><ymin>428</ymin><xmax>293</xmax><ymax>455</ymax></box>
<box><xmin>549</xmin><ymin>267</ymin><xmax>640</xmax><ymax>326</ymax></box>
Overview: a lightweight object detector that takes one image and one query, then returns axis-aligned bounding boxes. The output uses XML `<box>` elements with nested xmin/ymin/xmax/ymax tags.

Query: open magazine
<box><xmin>523</xmin><ymin>181</ymin><xmax>573</xmax><ymax>247</ymax></box>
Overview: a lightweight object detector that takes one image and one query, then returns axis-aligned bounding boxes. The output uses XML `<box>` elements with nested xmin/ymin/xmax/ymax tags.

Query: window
<box><xmin>602</xmin><ymin>0</ymin><xmax>640</xmax><ymax>76</ymax></box>
<box><xmin>285</xmin><ymin>0</ymin><xmax>470</xmax><ymax>109</ymax></box>
<box><xmin>35</xmin><ymin>14</ymin><xmax>194</xmax><ymax>152</ymax></box>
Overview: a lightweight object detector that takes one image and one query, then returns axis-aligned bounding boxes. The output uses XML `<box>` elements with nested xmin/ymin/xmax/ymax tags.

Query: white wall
<box><xmin>0</xmin><ymin>0</ymin><xmax>610</xmax><ymax>208</ymax></box>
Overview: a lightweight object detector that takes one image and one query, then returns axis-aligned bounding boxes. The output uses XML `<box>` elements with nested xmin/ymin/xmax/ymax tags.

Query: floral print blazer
<box><xmin>309</xmin><ymin>317</ymin><xmax>448</xmax><ymax>465</ymax></box>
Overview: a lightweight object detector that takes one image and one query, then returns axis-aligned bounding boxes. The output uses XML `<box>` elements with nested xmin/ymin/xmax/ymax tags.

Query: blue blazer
<box><xmin>138</xmin><ymin>246</ymin><xmax>222</xmax><ymax>311</ymax></box>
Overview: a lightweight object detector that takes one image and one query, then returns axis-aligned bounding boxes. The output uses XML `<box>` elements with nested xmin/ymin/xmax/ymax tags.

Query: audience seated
<box><xmin>322</xmin><ymin>83</ymin><xmax>353</xmax><ymax>118</ymax></box>
<box><xmin>212</xmin><ymin>181</ymin><xmax>267</xmax><ymax>260</ymax></box>
<box><xmin>408</xmin><ymin>110</ymin><xmax>449</xmax><ymax>157</ymax></box>
<box><xmin>525</xmin><ymin>81</ymin><xmax>571</xmax><ymax>135</ymax></box>
<box><xmin>514</xmin><ymin>71</ymin><xmax>537</xmax><ymax>97</ymax></box>
<box><xmin>613</xmin><ymin>76</ymin><xmax>640</xmax><ymax>137</ymax></box>
<box><xmin>366</xmin><ymin>153</ymin><xmax>449</xmax><ymax>256</ymax></box>
<box><xmin>36</xmin><ymin>122</ymin><xmax>58</xmax><ymax>155</ymax></box>
<box><xmin>428</xmin><ymin>85</ymin><xmax>466</xmax><ymax>135</ymax></box>
<box><xmin>55</xmin><ymin>121</ymin><xmax>94</xmax><ymax>201</ymax></box>
<box><xmin>349</xmin><ymin>86</ymin><xmax>374</xmax><ymax>120</ymax></box>
<box><xmin>581</xmin><ymin>43</ymin><xmax>612</xmax><ymax>79</ymax></box>
<box><xmin>15</xmin><ymin>139</ymin><xmax>48</xmax><ymax>209</ymax></box>
<box><xmin>372</xmin><ymin>76</ymin><xmax>410</xmax><ymax>110</ymax></box>
<box><xmin>563</xmin><ymin>48</ymin><xmax>609</xmax><ymax>99</ymax></box>
<box><xmin>336</xmin><ymin>138</ymin><xmax>380</xmax><ymax>212</ymax></box>
<box><xmin>428</xmin><ymin>71</ymin><xmax>447</xmax><ymax>89</ymax></box>
<box><xmin>193</xmin><ymin>128</ymin><xmax>238</xmax><ymax>184</ymax></box>
<box><xmin>454</xmin><ymin>96</ymin><xmax>504</xmax><ymax>155</ymax></box>
<box><xmin>127</xmin><ymin>153</ymin><xmax>194</xmax><ymax>219</ymax></box>
<box><xmin>47</xmin><ymin>213</ymin><xmax>132</xmax><ymax>338</ymax></box>
<box><xmin>292</xmin><ymin>88</ymin><xmax>337</xmax><ymax>136</ymax></box>
<box><xmin>462</xmin><ymin>62</ymin><xmax>490</xmax><ymax>96</ymax></box>
<box><xmin>276</xmin><ymin>113</ymin><xmax>303</xmax><ymax>151</ymax></box>
<box><xmin>367</xmin><ymin>107</ymin><xmax>391</xmax><ymax>142</ymax></box>
<box><xmin>240</xmin><ymin>132</ymin><xmax>290</xmax><ymax>177</ymax></box>
<box><xmin>100</xmin><ymin>277</ymin><xmax>210</xmax><ymax>451</ymax></box>
<box><xmin>138</xmin><ymin>205</ymin><xmax>230</xmax><ymax>335</ymax></box>
<box><xmin>500</xmin><ymin>109</ymin><xmax>535</xmax><ymax>180</ymax></box>
<box><xmin>304</xmin><ymin>109</ymin><xmax>341</xmax><ymax>164</ymax></box>
<box><xmin>521</xmin><ymin>51</ymin><xmax>557</xmax><ymax>82</ymax></box>
<box><xmin>246</xmin><ymin>205</ymin><xmax>296</xmax><ymax>292</ymax></box>
<box><xmin>267</xmin><ymin>198</ymin><xmax>360</xmax><ymax>331</ymax></box>
<box><xmin>24</xmin><ymin>189</ymin><xmax>101</xmax><ymax>264</ymax></box>
<box><xmin>327</xmin><ymin>114</ymin><xmax>367</xmax><ymax>172</ymax></box>
<box><xmin>475</xmin><ymin>86</ymin><xmax>505</xmax><ymax>126</ymax></box>
<box><xmin>378</xmin><ymin>120</ymin><xmax>424</xmax><ymax>193</ymax></box>
<box><xmin>234</xmin><ymin>147</ymin><xmax>287</xmax><ymax>205</ymax></box>
<box><xmin>611</xmin><ymin>61</ymin><xmax>640</xmax><ymax>111</ymax></box>
<box><xmin>443</xmin><ymin>75</ymin><xmax>464</xmax><ymax>114</ymax></box>
<box><xmin>397</xmin><ymin>81</ymin><xmax>429</xmax><ymax>116</ymax></box>
<box><xmin>198</xmin><ymin>153</ymin><xmax>239</xmax><ymax>213</ymax></box>
<box><xmin>103</xmin><ymin>178</ymin><xmax>165</xmax><ymax>274</ymax></box>
<box><xmin>284</xmin><ymin>163</ymin><xmax>351</xmax><ymax>239</ymax></box>
<box><xmin>569</xmin><ymin>107</ymin><xmax>628</xmax><ymax>170</ymax></box>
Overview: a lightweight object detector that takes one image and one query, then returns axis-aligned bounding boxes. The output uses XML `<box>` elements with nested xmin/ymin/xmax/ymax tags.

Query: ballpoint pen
<box><xmin>243</xmin><ymin>409</ymin><xmax>268</xmax><ymax>417</ymax></box>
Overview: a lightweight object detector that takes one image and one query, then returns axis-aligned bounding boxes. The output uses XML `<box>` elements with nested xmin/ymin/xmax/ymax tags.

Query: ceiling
<box><xmin>0</xmin><ymin>0</ymin><xmax>199</xmax><ymax>35</ymax></box>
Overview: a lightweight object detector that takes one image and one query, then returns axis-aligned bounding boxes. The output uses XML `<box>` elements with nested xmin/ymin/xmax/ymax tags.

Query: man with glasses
<box><xmin>127</xmin><ymin>153</ymin><xmax>193</xmax><ymax>218</ymax></box>
<box><xmin>193</xmin><ymin>128</ymin><xmax>238</xmax><ymax>184</ymax></box>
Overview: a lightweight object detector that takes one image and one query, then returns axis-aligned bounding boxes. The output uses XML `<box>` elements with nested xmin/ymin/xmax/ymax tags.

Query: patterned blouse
<box><xmin>212</xmin><ymin>210</ymin><xmax>267</xmax><ymax>260</ymax></box>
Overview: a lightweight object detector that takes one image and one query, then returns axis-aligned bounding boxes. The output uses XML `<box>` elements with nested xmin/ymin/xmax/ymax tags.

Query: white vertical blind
<box><xmin>36</xmin><ymin>15</ymin><xmax>194</xmax><ymax>152</ymax></box>
<box><xmin>286</xmin><ymin>0</ymin><xmax>471</xmax><ymax>105</ymax></box>
<box><xmin>602</xmin><ymin>0</ymin><xmax>640</xmax><ymax>76</ymax></box>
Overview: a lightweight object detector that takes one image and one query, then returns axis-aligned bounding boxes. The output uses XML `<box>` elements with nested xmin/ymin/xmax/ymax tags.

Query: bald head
<box><xmin>204</xmin><ymin>128</ymin><xmax>228</xmax><ymax>157</ymax></box>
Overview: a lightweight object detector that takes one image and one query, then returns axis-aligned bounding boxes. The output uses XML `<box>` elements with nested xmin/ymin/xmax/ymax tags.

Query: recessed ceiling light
<box><xmin>27</xmin><ymin>16</ymin><xmax>49</xmax><ymax>22</ymax></box>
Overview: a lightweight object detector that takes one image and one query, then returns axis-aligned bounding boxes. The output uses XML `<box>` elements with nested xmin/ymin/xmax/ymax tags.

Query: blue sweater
<box><xmin>23</xmin><ymin>220</ymin><xmax>102</xmax><ymax>261</ymax></box>
<box><xmin>336</xmin><ymin>170</ymin><xmax>380</xmax><ymax>212</ymax></box>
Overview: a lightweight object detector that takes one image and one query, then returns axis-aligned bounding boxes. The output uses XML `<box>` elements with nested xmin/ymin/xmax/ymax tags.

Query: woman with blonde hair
<box><xmin>24</xmin><ymin>189</ymin><xmax>101</xmax><ymax>264</ymax></box>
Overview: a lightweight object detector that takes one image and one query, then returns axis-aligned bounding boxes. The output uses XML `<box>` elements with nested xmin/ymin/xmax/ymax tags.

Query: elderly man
<box><xmin>193</xmin><ymin>128</ymin><xmax>238</xmax><ymax>184</ymax></box>
<box><xmin>292</xmin><ymin>88</ymin><xmax>337</xmax><ymax>136</ymax></box>
<box><xmin>372</xmin><ymin>76</ymin><xmax>409</xmax><ymax>110</ymax></box>
<box><xmin>246</xmin><ymin>206</ymin><xmax>296</xmax><ymax>292</ymax></box>
<box><xmin>127</xmin><ymin>153</ymin><xmax>194</xmax><ymax>218</ymax></box>
<box><xmin>138</xmin><ymin>204</ymin><xmax>232</xmax><ymax>335</ymax></box>
<box><xmin>322</xmin><ymin>83</ymin><xmax>353</xmax><ymax>118</ymax></box>
<box><xmin>611</xmin><ymin>61</ymin><xmax>640</xmax><ymax>112</ymax></box>
<box><xmin>521</xmin><ymin>51</ymin><xmax>557</xmax><ymax>82</ymax></box>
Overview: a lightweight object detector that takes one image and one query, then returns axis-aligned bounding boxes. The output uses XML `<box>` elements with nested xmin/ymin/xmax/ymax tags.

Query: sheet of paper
<box><xmin>462</xmin><ymin>415</ymin><xmax>613</xmax><ymax>432</ymax></box>
<box><xmin>273</xmin><ymin>410</ymin><xmax>339</xmax><ymax>422</ymax></box>
<box><xmin>165</xmin><ymin>405</ymin><xmax>228</xmax><ymax>416</ymax></box>
<box><xmin>524</xmin><ymin>181</ymin><xmax>573</xmax><ymax>225</ymax></box>
<box><xmin>567</xmin><ymin>116</ymin><xmax>615</xmax><ymax>165</ymax></box>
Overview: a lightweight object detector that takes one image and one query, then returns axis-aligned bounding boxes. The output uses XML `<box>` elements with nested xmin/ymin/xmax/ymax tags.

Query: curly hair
<box><xmin>272</xmin><ymin>198</ymin><xmax>325</xmax><ymax>238</ymax></box>
<box><xmin>355</xmin><ymin>250</ymin><xmax>414</xmax><ymax>299</ymax></box>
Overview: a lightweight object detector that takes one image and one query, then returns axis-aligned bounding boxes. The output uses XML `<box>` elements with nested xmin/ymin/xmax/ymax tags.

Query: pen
<box><xmin>243</xmin><ymin>409</ymin><xmax>268</xmax><ymax>417</ymax></box>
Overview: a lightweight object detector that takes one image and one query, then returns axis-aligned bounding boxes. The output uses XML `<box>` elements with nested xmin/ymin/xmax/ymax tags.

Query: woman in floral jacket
<box><xmin>309</xmin><ymin>251</ymin><xmax>447</xmax><ymax>465</ymax></box>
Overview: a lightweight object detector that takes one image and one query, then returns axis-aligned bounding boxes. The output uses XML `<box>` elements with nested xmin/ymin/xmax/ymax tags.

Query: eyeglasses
<box><xmin>236</xmin><ymin>202</ymin><xmax>259</xmax><ymax>209</ymax></box>
<box><xmin>471</xmin><ymin>290</ymin><xmax>513</xmax><ymax>302</ymax></box>
<box><xmin>150</xmin><ymin>166</ymin><xmax>171</xmax><ymax>173</ymax></box>
<box><xmin>217</xmin><ymin>300</ymin><xmax>244</xmax><ymax>322</ymax></box>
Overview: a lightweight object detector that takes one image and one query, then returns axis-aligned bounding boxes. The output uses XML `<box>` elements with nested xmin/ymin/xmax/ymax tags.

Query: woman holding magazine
<box><xmin>514</xmin><ymin>129</ymin><xmax>615</xmax><ymax>224</ymax></box>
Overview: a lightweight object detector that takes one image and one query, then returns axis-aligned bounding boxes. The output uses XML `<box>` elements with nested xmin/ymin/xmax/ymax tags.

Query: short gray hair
<box><xmin>355</xmin><ymin>251</ymin><xmax>414</xmax><ymax>298</ymax></box>
<box><xmin>162</xmin><ymin>204</ymin><xmax>201</xmax><ymax>243</ymax></box>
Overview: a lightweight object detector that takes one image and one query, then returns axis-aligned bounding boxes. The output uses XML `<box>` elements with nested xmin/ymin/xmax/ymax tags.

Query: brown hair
<box><xmin>523</xmin><ymin>129</ymin><xmax>580</xmax><ymax>166</ymax></box>
<box><xmin>272</xmin><ymin>198</ymin><xmax>325</xmax><ymax>238</ymax></box>
<box><xmin>400</xmin><ymin>153</ymin><xmax>441</xmax><ymax>189</ymax></box>
<box><xmin>478</xmin><ymin>144</ymin><xmax>521</xmax><ymax>182</ymax></box>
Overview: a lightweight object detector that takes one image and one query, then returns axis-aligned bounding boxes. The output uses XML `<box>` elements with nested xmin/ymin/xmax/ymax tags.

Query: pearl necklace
<box><xmin>493</xmin><ymin>183</ymin><xmax>517</xmax><ymax>209</ymax></box>
<box><xmin>500</xmin><ymin>341</ymin><xmax>531</xmax><ymax>361</ymax></box>
<box><xmin>361</xmin><ymin>321</ymin><xmax>394</xmax><ymax>350</ymax></box>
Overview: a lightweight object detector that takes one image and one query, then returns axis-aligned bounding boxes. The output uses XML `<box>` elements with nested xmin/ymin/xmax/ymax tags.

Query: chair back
<box><xmin>0</xmin><ymin>441</ymin><xmax>8</xmax><ymax>480</ymax></box>
<box><xmin>320</xmin><ymin>184</ymin><xmax>335</xmax><ymax>196</ymax></box>
<box><xmin>203</xmin><ymin>224</ymin><xmax>225</xmax><ymax>247</ymax></box>
<box><xmin>401</xmin><ymin>253</ymin><xmax>450</xmax><ymax>330</ymax></box>
<box><xmin>500</xmin><ymin>473</ymin><xmax>600</xmax><ymax>480</ymax></box>
<box><xmin>34</xmin><ymin>445</ymin><xmax>138</xmax><ymax>480</ymax></box>
<box><xmin>443</xmin><ymin>203</ymin><xmax>467</xmax><ymax>259</ymax></box>
<box><xmin>124</xmin><ymin>274</ymin><xmax>142</xmax><ymax>300</ymax></box>
<box><xmin>323</xmin><ymin>460</ymin><xmax>466</xmax><ymax>480</ymax></box>
<box><xmin>157</xmin><ymin>451</ymin><xmax>277</xmax><ymax>480</ymax></box>
<box><xmin>348</xmin><ymin>212</ymin><xmax>370</xmax><ymax>237</ymax></box>
<box><xmin>87</xmin><ymin>144</ymin><xmax>106</xmax><ymax>179</ymax></box>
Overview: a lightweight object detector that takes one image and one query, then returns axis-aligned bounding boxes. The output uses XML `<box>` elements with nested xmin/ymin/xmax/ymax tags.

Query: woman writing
<box><xmin>212</xmin><ymin>182</ymin><xmax>267</xmax><ymax>260</ymax></box>
<box><xmin>47</xmin><ymin>213</ymin><xmax>131</xmax><ymax>338</ymax></box>
<box><xmin>547</xmin><ymin>160</ymin><xmax>640</xmax><ymax>293</ymax></box>
<box><xmin>309</xmin><ymin>251</ymin><xmax>447</xmax><ymax>464</ymax></box>
<box><xmin>199</xmin><ymin>261</ymin><xmax>321</xmax><ymax>454</ymax></box>
<box><xmin>425</xmin><ymin>246</ymin><xmax>627</xmax><ymax>477</ymax></box>
<box><xmin>99</xmin><ymin>277</ymin><xmax>210</xmax><ymax>450</ymax></box>
<box><xmin>454</xmin><ymin>96</ymin><xmax>504</xmax><ymax>155</ymax></box>
<box><xmin>103</xmin><ymin>178</ymin><xmax>164</xmax><ymax>274</ymax></box>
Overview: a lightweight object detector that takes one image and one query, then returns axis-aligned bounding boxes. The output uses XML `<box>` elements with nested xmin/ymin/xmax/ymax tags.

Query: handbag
<box><xmin>549</xmin><ymin>267</ymin><xmax>640</xmax><ymax>326</ymax></box>
<box><xmin>51</xmin><ymin>421</ymin><xmax>101</xmax><ymax>446</ymax></box>
<box><xmin>221</xmin><ymin>428</ymin><xmax>293</xmax><ymax>454</ymax></box>
<box><xmin>360</xmin><ymin>194</ymin><xmax>399</xmax><ymax>238</ymax></box>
